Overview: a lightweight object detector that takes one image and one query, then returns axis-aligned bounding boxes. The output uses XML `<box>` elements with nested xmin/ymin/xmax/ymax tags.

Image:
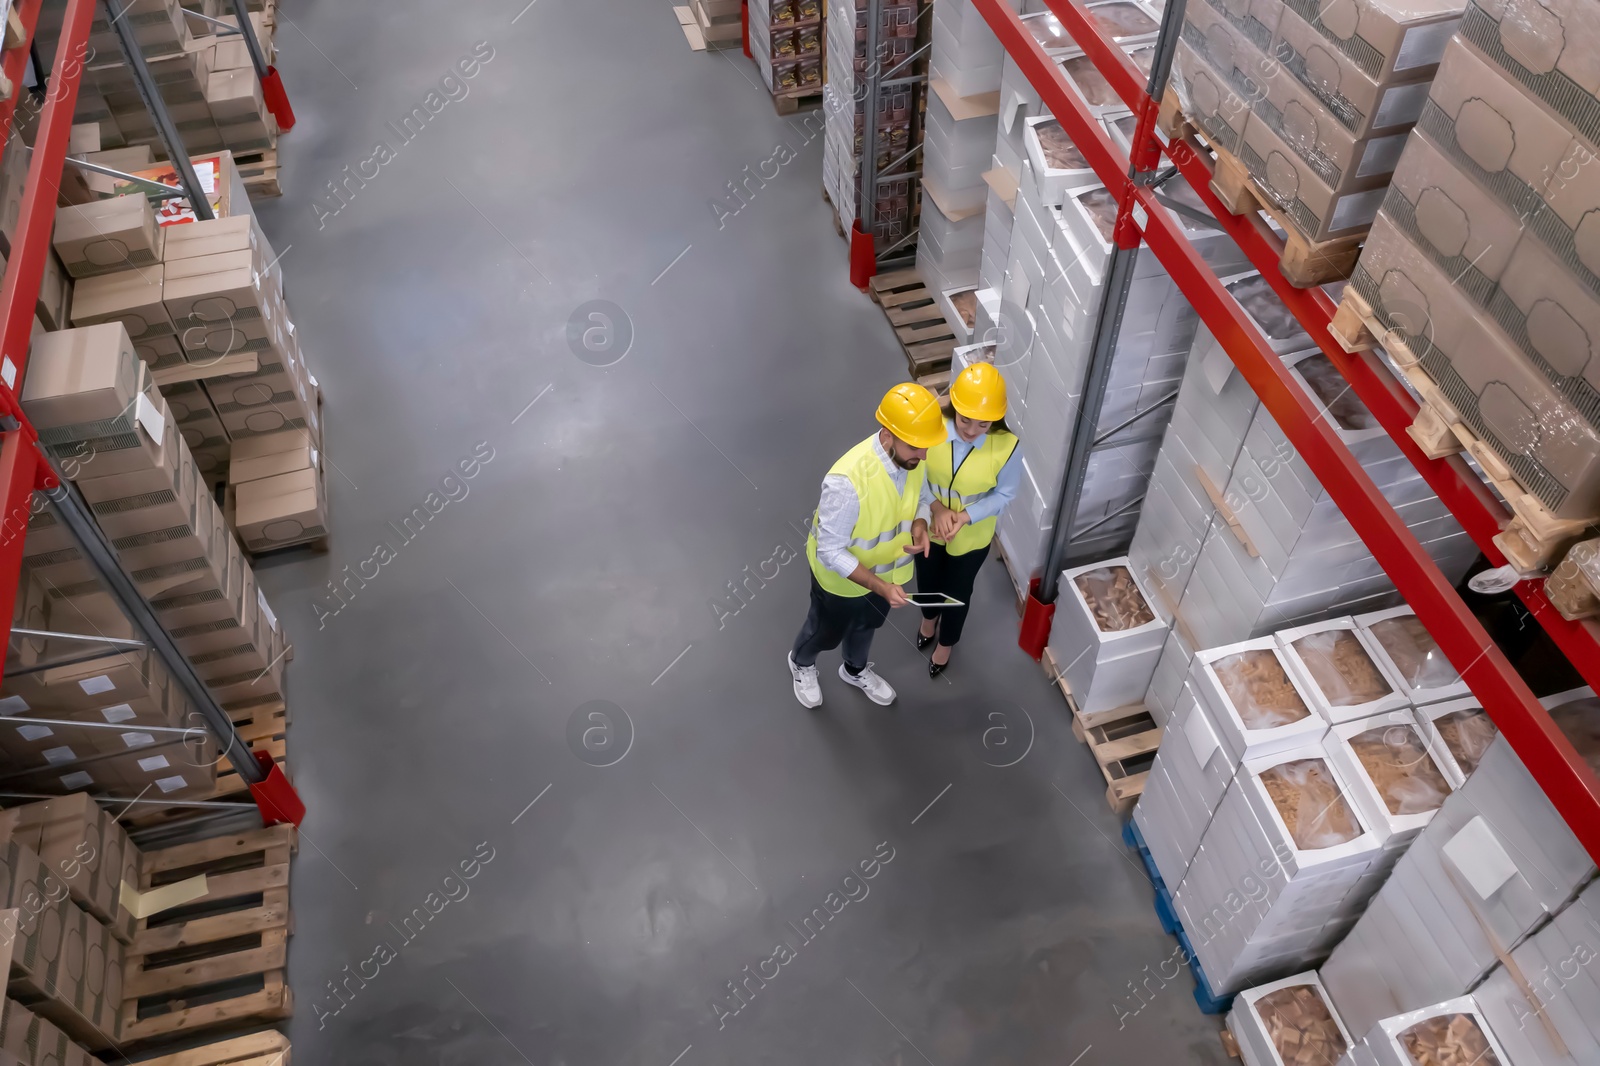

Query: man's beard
<box><xmin>891</xmin><ymin>452</ymin><xmax>921</xmax><ymax>470</ymax></box>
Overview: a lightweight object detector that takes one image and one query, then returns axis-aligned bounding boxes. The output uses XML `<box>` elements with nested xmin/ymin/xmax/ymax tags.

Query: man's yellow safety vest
<box><xmin>806</xmin><ymin>435</ymin><xmax>925</xmax><ymax>597</ymax></box>
<box><xmin>926</xmin><ymin>421</ymin><xmax>1017</xmax><ymax>556</ymax></box>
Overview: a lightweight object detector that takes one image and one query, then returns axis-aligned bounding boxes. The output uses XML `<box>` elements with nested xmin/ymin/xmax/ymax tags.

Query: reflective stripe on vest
<box><xmin>806</xmin><ymin>435</ymin><xmax>925</xmax><ymax>597</ymax></box>
<box><xmin>925</xmin><ymin>423</ymin><xmax>1017</xmax><ymax>556</ymax></box>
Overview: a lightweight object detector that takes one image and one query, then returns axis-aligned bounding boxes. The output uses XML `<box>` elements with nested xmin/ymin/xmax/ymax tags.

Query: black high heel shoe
<box><xmin>916</xmin><ymin>625</ymin><xmax>937</xmax><ymax>651</ymax></box>
<box><xmin>928</xmin><ymin>653</ymin><xmax>949</xmax><ymax>679</ymax></box>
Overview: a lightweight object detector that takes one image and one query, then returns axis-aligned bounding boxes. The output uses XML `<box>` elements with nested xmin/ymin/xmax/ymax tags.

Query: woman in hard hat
<box><xmin>788</xmin><ymin>382</ymin><xmax>943</xmax><ymax>709</ymax></box>
<box><xmin>916</xmin><ymin>363</ymin><xmax>1020</xmax><ymax>678</ymax></box>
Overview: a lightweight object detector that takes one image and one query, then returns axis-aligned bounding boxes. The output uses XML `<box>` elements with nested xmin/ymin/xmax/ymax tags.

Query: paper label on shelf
<box><xmin>154</xmin><ymin>774</ymin><xmax>188</xmax><ymax>793</ymax></box>
<box><xmin>15</xmin><ymin>724</ymin><xmax>52</xmax><ymax>741</ymax></box>
<box><xmin>42</xmin><ymin>746</ymin><xmax>75</xmax><ymax>765</ymax></box>
<box><xmin>1183</xmin><ymin>705</ymin><xmax>1220</xmax><ymax>767</ymax></box>
<box><xmin>78</xmin><ymin>675</ymin><xmax>115</xmax><ymax>695</ymax></box>
<box><xmin>122</xmin><ymin>732</ymin><xmax>155</xmax><ymax>749</ymax></box>
<box><xmin>134</xmin><ymin>392</ymin><xmax>166</xmax><ymax>443</ymax></box>
<box><xmin>257</xmin><ymin>589</ymin><xmax>278</xmax><ymax>631</ymax></box>
<box><xmin>137</xmin><ymin>754</ymin><xmax>171</xmax><ymax>772</ymax></box>
<box><xmin>0</xmin><ymin>696</ymin><xmax>30</xmax><ymax>714</ymax></box>
<box><xmin>1443</xmin><ymin>815</ymin><xmax>1518</xmax><ymax>900</ymax></box>
<box><xmin>100</xmin><ymin>703</ymin><xmax>135</xmax><ymax>724</ymax></box>
<box><xmin>59</xmin><ymin>771</ymin><xmax>93</xmax><ymax>790</ymax></box>
<box><xmin>1</xmin><ymin>357</ymin><xmax>14</xmax><ymax>389</ymax></box>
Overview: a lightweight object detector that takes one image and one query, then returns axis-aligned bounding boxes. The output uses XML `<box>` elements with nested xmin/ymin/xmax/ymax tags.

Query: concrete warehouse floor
<box><xmin>248</xmin><ymin>2</ymin><xmax>1231</xmax><ymax>1062</ymax></box>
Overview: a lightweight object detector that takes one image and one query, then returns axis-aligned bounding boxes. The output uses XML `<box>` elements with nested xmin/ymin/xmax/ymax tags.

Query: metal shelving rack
<box><xmin>0</xmin><ymin>0</ymin><xmax>304</xmax><ymax>827</ymax></box>
<box><xmin>970</xmin><ymin>0</ymin><xmax>1600</xmax><ymax>862</ymax></box>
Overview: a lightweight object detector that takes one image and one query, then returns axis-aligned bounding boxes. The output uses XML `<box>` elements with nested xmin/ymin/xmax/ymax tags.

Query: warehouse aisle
<box><xmin>248</xmin><ymin>2</ymin><xmax>1229</xmax><ymax>1062</ymax></box>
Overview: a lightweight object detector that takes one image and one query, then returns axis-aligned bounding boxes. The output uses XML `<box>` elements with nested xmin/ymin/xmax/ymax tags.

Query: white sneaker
<box><xmin>788</xmin><ymin>653</ymin><xmax>822</xmax><ymax>708</ymax></box>
<box><xmin>839</xmin><ymin>662</ymin><xmax>896</xmax><ymax>706</ymax></box>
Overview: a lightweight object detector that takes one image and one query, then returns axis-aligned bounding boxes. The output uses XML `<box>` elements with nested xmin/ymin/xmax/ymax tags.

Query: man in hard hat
<box><xmin>788</xmin><ymin>382</ymin><xmax>945</xmax><ymax>708</ymax></box>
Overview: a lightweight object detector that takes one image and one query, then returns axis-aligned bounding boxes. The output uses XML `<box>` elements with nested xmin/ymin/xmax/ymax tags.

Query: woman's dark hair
<box><xmin>941</xmin><ymin>399</ymin><xmax>1014</xmax><ymax>437</ymax></box>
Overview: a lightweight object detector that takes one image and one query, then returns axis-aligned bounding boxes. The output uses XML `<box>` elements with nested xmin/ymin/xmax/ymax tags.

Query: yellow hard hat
<box><xmin>950</xmin><ymin>363</ymin><xmax>1007</xmax><ymax>421</ymax></box>
<box><xmin>876</xmin><ymin>382</ymin><xmax>945</xmax><ymax>449</ymax></box>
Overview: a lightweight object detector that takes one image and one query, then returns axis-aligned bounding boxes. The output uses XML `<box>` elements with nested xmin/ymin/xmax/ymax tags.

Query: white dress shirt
<box><xmin>813</xmin><ymin>434</ymin><xmax>933</xmax><ymax>580</ymax></box>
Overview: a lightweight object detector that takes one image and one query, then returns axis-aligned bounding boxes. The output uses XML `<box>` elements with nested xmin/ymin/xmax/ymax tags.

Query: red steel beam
<box><xmin>969</xmin><ymin>0</ymin><xmax>1600</xmax><ymax>861</ymax></box>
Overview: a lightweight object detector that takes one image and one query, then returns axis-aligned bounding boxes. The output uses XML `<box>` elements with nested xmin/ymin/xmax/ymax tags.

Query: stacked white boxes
<box><xmin>1173</xmin><ymin>740</ymin><xmax>1388</xmax><ymax>994</ymax></box>
<box><xmin>1227</xmin><ymin>972</ymin><xmax>1357</xmax><ymax>1066</ymax></box>
<box><xmin>1412</xmin><ymin>696</ymin><xmax>1498</xmax><ymax>788</ymax></box>
<box><xmin>1047</xmin><ymin>557</ymin><xmax>1169</xmax><ymax>714</ymax></box>
<box><xmin>917</xmin><ymin>80</ymin><xmax>998</xmax><ymax>294</ymax></box>
<box><xmin>1275</xmin><ymin>618</ymin><xmax>1411</xmax><ymax>724</ymax></box>
<box><xmin>1336</xmin><ymin>997</ymin><xmax>1515</xmax><ymax>1066</ymax></box>
<box><xmin>1475</xmin><ymin>878</ymin><xmax>1600</xmax><ymax>1066</ymax></box>
<box><xmin>1319</xmin><ymin>733</ymin><xmax>1597</xmax><ymax>1034</ymax></box>
<box><xmin>1324</xmin><ymin>710</ymin><xmax>1456</xmax><ymax>862</ymax></box>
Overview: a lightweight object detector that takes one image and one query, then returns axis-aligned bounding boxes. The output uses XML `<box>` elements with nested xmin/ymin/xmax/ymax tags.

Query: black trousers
<box><xmin>792</xmin><ymin>571</ymin><xmax>890</xmax><ymax>675</ymax></box>
<box><xmin>913</xmin><ymin>542</ymin><xmax>990</xmax><ymax>647</ymax></box>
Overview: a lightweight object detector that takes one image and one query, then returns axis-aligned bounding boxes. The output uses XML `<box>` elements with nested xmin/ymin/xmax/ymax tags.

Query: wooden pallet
<box><xmin>119</xmin><ymin>825</ymin><xmax>296</xmax><ymax>1046</ymax></box>
<box><xmin>1042</xmin><ymin>648</ymin><xmax>1158</xmax><ymax>812</ymax></box>
<box><xmin>1220</xmin><ymin>1027</ymin><xmax>1241</xmax><ymax>1059</ymax></box>
<box><xmin>233</xmin><ymin>148</ymin><xmax>280</xmax><ymax>201</ymax></box>
<box><xmin>132</xmin><ymin>1030</ymin><xmax>291</xmax><ymax>1066</ymax></box>
<box><xmin>868</xmin><ymin>269</ymin><xmax>957</xmax><ymax>376</ymax></box>
<box><xmin>1160</xmin><ymin>90</ymin><xmax>1363</xmax><ymax>288</ymax></box>
<box><xmin>119</xmin><ymin>699</ymin><xmax>289</xmax><ymax>831</ymax></box>
<box><xmin>1330</xmin><ymin>287</ymin><xmax>1600</xmax><ymax>571</ymax></box>
<box><xmin>772</xmin><ymin>87</ymin><xmax>823</xmax><ymax>115</ymax></box>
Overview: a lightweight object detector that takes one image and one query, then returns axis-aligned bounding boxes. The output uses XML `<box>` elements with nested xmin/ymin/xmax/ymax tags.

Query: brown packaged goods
<box><xmin>1399</xmin><ymin>1013</ymin><xmax>1502</xmax><ymax>1066</ymax></box>
<box><xmin>1065</xmin><ymin>46</ymin><xmax>1155</xmax><ymax>107</ymax></box>
<box><xmin>1350</xmin><ymin>723</ymin><xmax>1451</xmax><ymax>814</ymax></box>
<box><xmin>1546</xmin><ymin>693</ymin><xmax>1600</xmax><ymax>774</ymax></box>
<box><xmin>1460</xmin><ymin>0</ymin><xmax>1600</xmax><ymax>145</ymax></box>
<box><xmin>1280</xmin><ymin>0</ymin><xmax>1463</xmax><ymax>84</ymax></box>
<box><xmin>950</xmin><ymin>289</ymin><xmax>977</xmax><ymax>329</ymax></box>
<box><xmin>1418</xmin><ymin>38</ymin><xmax>1576</xmax><ymax>222</ymax></box>
<box><xmin>1261</xmin><ymin>758</ymin><xmax>1363</xmax><ymax>848</ymax></box>
<box><xmin>1434</xmin><ymin>708</ymin><xmax>1499</xmax><ymax>775</ymax></box>
<box><xmin>1172</xmin><ymin>41</ymin><xmax>1251</xmax><ymax>152</ymax></box>
<box><xmin>1215</xmin><ymin>649</ymin><xmax>1313</xmax><ymax>727</ymax></box>
<box><xmin>1073</xmin><ymin>565</ymin><xmax>1156</xmax><ymax>631</ymax></box>
<box><xmin>1088</xmin><ymin>2</ymin><xmax>1158</xmax><ymax>40</ymax></box>
<box><xmin>1268</xmin><ymin>2</ymin><xmax>1434</xmax><ymax>137</ymax></box>
<box><xmin>1077</xmin><ymin>187</ymin><xmax>1121</xmax><ymax>244</ymax></box>
<box><xmin>1368</xmin><ymin>615</ymin><xmax>1459</xmax><ymax>689</ymax></box>
<box><xmin>1381</xmin><ymin>129</ymin><xmax>1528</xmax><ymax>306</ymax></box>
<box><xmin>1291</xmin><ymin>631</ymin><xmax>1394</xmax><ymax>705</ymax></box>
<box><xmin>1488</xmin><ymin>236</ymin><xmax>1600</xmax><ymax>427</ymax></box>
<box><xmin>1236</xmin><ymin>112</ymin><xmax>1387</xmax><ymax>240</ymax></box>
<box><xmin>1201</xmin><ymin>0</ymin><xmax>1283</xmax><ymax>51</ymax></box>
<box><xmin>1035</xmin><ymin>122</ymin><xmax>1090</xmax><ymax>171</ymax></box>
<box><xmin>1352</xmin><ymin>215</ymin><xmax>1600</xmax><ymax>518</ymax></box>
<box><xmin>1254</xmin><ymin>985</ymin><xmax>1349</xmax><ymax>1065</ymax></box>
<box><xmin>1294</xmin><ymin>353</ymin><xmax>1379</xmax><ymax>430</ymax></box>
<box><xmin>52</xmin><ymin>195</ymin><xmax>162</xmax><ymax>279</ymax></box>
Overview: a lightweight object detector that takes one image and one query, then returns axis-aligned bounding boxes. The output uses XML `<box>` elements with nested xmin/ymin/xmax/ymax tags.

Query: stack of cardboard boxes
<box><xmin>1171</xmin><ymin>0</ymin><xmax>1462</xmax><ymax>246</ymax></box>
<box><xmin>0</xmin><ymin>794</ymin><xmax>147</xmax><ymax>1058</ymax></box>
<box><xmin>17</xmin><ymin>318</ymin><xmax>289</xmax><ymax>747</ymax></box>
<box><xmin>1350</xmin><ymin>4</ymin><xmax>1600</xmax><ymax>524</ymax></box>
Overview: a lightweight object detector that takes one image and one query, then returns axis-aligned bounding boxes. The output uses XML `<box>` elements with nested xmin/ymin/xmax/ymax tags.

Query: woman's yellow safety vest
<box><xmin>926</xmin><ymin>421</ymin><xmax>1017</xmax><ymax>556</ymax></box>
<box><xmin>806</xmin><ymin>435</ymin><xmax>924</xmax><ymax>597</ymax></box>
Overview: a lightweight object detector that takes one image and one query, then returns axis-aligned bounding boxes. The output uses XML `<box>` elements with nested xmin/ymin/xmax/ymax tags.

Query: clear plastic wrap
<box><xmin>1088</xmin><ymin>2</ymin><xmax>1157</xmax><ymax>37</ymax></box>
<box><xmin>1077</xmin><ymin>187</ymin><xmax>1121</xmax><ymax>243</ymax></box>
<box><xmin>1290</xmin><ymin>631</ymin><xmax>1395</xmax><ymax>706</ymax></box>
<box><xmin>1368</xmin><ymin>615</ymin><xmax>1459</xmax><ymax>690</ymax></box>
<box><xmin>1072</xmin><ymin>566</ymin><xmax>1155</xmax><ymax>632</ymax></box>
<box><xmin>1399</xmin><ymin>1013</ymin><xmax>1502</xmax><ymax>1066</ymax></box>
<box><xmin>1261</xmin><ymin>759</ymin><xmax>1362</xmax><ymax>850</ymax></box>
<box><xmin>1350</xmin><ymin>725</ymin><xmax>1451</xmax><ymax>816</ymax></box>
<box><xmin>1434</xmin><ymin>709</ymin><xmax>1498</xmax><ymax>777</ymax></box>
<box><xmin>1547</xmin><ymin>695</ymin><xmax>1600</xmax><ymax>776</ymax></box>
<box><xmin>1026</xmin><ymin>12</ymin><xmax>1073</xmax><ymax>49</ymax></box>
<box><xmin>1035</xmin><ymin>121</ymin><xmax>1089</xmax><ymax>171</ymax></box>
<box><xmin>1227</xmin><ymin>274</ymin><xmax>1305</xmax><ymax>345</ymax></box>
<box><xmin>1294</xmin><ymin>354</ymin><xmax>1379</xmax><ymax>431</ymax></box>
<box><xmin>1214</xmin><ymin>650</ymin><xmax>1312</xmax><ymax>728</ymax></box>
<box><xmin>1253</xmin><ymin>986</ymin><xmax>1348</xmax><ymax>1065</ymax></box>
<box><xmin>1064</xmin><ymin>47</ymin><xmax>1155</xmax><ymax>107</ymax></box>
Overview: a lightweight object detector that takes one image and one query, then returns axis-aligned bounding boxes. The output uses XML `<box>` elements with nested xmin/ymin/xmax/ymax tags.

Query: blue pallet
<box><xmin>1122</xmin><ymin>819</ymin><xmax>1236</xmax><ymax>1016</ymax></box>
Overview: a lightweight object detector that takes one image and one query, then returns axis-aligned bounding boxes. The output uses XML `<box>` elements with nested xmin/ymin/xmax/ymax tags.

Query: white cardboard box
<box><xmin>1351</xmin><ymin>996</ymin><xmax>1514</xmax><ymax>1066</ymax></box>
<box><xmin>1275</xmin><ymin>618</ymin><xmax>1410</xmax><ymax>724</ymax></box>
<box><xmin>1352</xmin><ymin>606</ymin><xmax>1470</xmax><ymax>705</ymax></box>
<box><xmin>1228</xmin><ymin>971</ymin><xmax>1356</xmax><ymax>1066</ymax></box>
<box><xmin>1325</xmin><ymin>711</ymin><xmax>1455</xmax><ymax>849</ymax></box>
<box><xmin>1191</xmin><ymin>637</ymin><xmax>1329</xmax><ymax>765</ymax></box>
<box><xmin>1412</xmin><ymin>698</ymin><xmax>1496</xmax><ymax>789</ymax></box>
<box><xmin>1051</xmin><ymin>556</ymin><xmax>1170</xmax><ymax>713</ymax></box>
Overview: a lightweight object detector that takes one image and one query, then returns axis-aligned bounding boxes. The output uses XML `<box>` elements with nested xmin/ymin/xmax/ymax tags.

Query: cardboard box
<box><xmin>1279</xmin><ymin>0</ymin><xmax>1463</xmax><ymax>85</ymax></box>
<box><xmin>1048</xmin><ymin>557</ymin><xmax>1170</xmax><ymax>713</ymax></box>
<box><xmin>158</xmin><ymin>213</ymin><xmax>270</xmax><ymax>264</ymax></box>
<box><xmin>1268</xmin><ymin>2</ymin><xmax>1434</xmax><ymax>137</ymax></box>
<box><xmin>229</xmin><ymin>429</ymin><xmax>318</xmax><ymax>485</ymax></box>
<box><xmin>1351</xmin><ymin>215</ymin><xmax>1600</xmax><ymax>518</ymax></box>
<box><xmin>1486</xmin><ymin>234</ymin><xmax>1600</xmax><ymax>437</ymax></box>
<box><xmin>1528</xmin><ymin>135</ymin><xmax>1600</xmax><ymax>304</ymax></box>
<box><xmin>1353</xmin><ymin>606</ymin><xmax>1469</xmax><ymax>705</ymax></box>
<box><xmin>1191</xmin><ymin>637</ymin><xmax>1329</xmax><ymax>763</ymax></box>
<box><xmin>1417</xmin><ymin>37</ymin><xmax>1575</xmax><ymax>222</ymax></box>
<box><xmin>1200</xmin><ymin>0</ymin><xmax>1282</xmax><ymax>51</ymax></box>
<box><xmin>1227</xmin><ymin>971</ymin><xmax>1356</xmax><ymax>1066</ymax></box>
<box><xmin>1349</xmin><ymin>996</ymin><xmax>1513</xmax><ymax>1066</ymax></box>
<box><xmin>51</xmin><ymin>196</ymin><xmax>162</xmax><ymax>279</ymax></box>
<box><xmin>1236</xmin><ymin>112</ymin><xmax>1388</xmax><ymax>241</ymax></box>
<box><xmin>1173</xmin><ymin>40</ymin><xmax>1252</xmax><ymax>153</ymax></box>
<box><xmin>234</xmin><ymin>463</ymin><xmax>327</xmax><ymax>551</ymax></box>
<box><xmin>68</xmin><ymin>267</ymin><xmax>175</xmax><ymax>349</ymax></box>
<box><xmin>1275</xmin><ymin>617</ymin><xmax>1410</xmax><ymax>723</ymax></box>
<box><xmin>1459</xmin><ymin>0</ymin><xmax>1600</xmax><ymax>146</ymax></box>
<box><xmin>20</xmin><ymin>325</ymin><xmax>144</xmax><ymax>436</ymax></box>
<box><xmin>0</xmin><ymin>843</ymin><xmax>72</xmax><ymax>998</ymax></box>
<box><xmin>3</xmin><ymin>796</ymin><xmax>136</xmax><ymax>945</ymax></box>
<box><xmin>26</xmin><ymin>900</ymin><xmax>122</xmax><ymax>1050</ymax></box>
<box><xmin>1326</xmin><ymin>711</ymin><xmax>1456</xmax><ymax>850</ymax></box>
<box><xmin>1180</xmin><ymin>1</ymin><xmax>1268</xmax><ymax>103</ymax></box>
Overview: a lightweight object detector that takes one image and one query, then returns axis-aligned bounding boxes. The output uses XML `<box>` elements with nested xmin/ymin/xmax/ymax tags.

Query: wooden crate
<box><xmin>867</xmin><ymin>269</ymin><xmax>957</xmax><ymax>377</ymax></box>
<box><xmin>131</xmin><ymin>1030</ymin><xmax>291</xmax><ymax>1066</ymax></box>
<box><xmin>1160</xmin><ymin>89</ymin><xmax>1364</xmax><ymax>289</ymax></box>
<box><xmin>1329</xmin><ymin>286</ymin><xmax>1599</xmax><ymax>571</ymax></box>
<box><xmin>118</xmin><ymin>826</ymin><xmax>296</xmax><ymax>1046</ymax></box>
<box><xmin>233</xmin><ymin>148</ymin><xmax>280</xmax><ymax>200</ymax></box>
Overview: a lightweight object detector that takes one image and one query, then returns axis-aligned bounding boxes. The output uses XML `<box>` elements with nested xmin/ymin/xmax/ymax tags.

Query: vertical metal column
<box><xmin>1034</xmin><ymin>0</ymin><xmax>1187</xmax><ymax>603</ymax></box>
<box><xmin>857</xmin><ymin>0</ymin><xmax>883</xmax><ymax>246</ymax></box>
<box><xmin>103</xmin><ymin>0</ymin><xmax>214</xmax><ymax>221</ymax></box>
<box><xmin>41</xmin><ymin>465</ymin><xmax>266</xmax><ymax>786</ymax></box>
